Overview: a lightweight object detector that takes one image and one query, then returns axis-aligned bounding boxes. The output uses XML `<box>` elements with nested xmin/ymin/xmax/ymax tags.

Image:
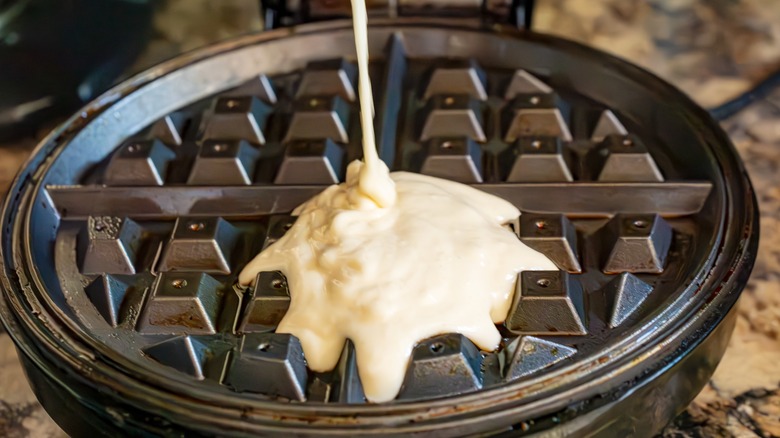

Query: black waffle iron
<box><xmin>0</xmin><ymin>1</ymin><xmax>758</xmax><ymax>436</ymax></box>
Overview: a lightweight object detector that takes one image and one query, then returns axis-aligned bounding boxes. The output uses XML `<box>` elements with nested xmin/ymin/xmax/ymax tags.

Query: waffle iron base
<box><xmin>0</xmin><ymin>19</ymin><xmax>758</xmax><ymax>437</ymax></box>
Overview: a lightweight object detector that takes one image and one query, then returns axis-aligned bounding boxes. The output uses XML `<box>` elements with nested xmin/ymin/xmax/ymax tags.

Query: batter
<box><xmin>237</xmin><ymin>0</ymin><xmax>557</xmax><ymax>402</ymax></box>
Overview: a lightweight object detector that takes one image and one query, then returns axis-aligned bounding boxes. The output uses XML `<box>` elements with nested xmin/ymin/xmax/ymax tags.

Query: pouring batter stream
<box><xmin>238</xmin><ymin>0</ymin><xmax>557</xmax><ymax>402</ymax></box>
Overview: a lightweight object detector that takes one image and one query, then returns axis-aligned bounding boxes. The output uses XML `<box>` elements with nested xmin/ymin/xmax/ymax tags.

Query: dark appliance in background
<box><xmin>0</xmin><ymin>0</ymin><xmax>153</xmax><ymax>141</ymax></box>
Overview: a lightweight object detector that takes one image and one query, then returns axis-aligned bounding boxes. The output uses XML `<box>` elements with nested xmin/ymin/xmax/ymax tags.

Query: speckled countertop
<box><xmin>1</xmin><ymin>0</ymin><xmax>779</xmax><ymax>436</ymax></box>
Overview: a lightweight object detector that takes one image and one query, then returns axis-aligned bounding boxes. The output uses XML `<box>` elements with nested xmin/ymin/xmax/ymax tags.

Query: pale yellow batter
<box><xmin>237</xmin><ymin>0</ymin><xmax>557</xmax><ymax>402</ymax></box>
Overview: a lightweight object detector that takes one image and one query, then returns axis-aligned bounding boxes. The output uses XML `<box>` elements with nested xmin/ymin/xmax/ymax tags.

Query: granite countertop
<box><xmin>1</xmin><ymin>0</ymin><xmax>779</xmax><ymax>436</ymax></box>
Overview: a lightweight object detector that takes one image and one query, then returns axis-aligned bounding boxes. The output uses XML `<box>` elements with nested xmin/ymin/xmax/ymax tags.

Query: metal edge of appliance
<box><xmin>0</xmin><ymin>18</ymin><xmax>759</xmax><ymax>437</ymax></box>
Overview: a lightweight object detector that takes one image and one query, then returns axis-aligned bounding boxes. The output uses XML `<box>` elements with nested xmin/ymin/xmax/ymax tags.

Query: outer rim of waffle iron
<box><xmin>0</xmin><ymin>18</ymin><xmax>759</xmax><ymax>435</ymax></box>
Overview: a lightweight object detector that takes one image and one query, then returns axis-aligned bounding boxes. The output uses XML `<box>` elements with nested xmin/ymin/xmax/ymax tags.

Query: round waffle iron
<box><xmin>0</xmin><ymin>19</ymin><xmax>759</xmax><ymax>437</ymax></box>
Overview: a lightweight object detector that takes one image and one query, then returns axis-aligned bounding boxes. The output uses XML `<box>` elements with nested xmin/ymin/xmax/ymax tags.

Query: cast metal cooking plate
<box><xmin>0</xmin><ymin>19</ymin><xmax>758</xmax><ymax>436</ymax></box>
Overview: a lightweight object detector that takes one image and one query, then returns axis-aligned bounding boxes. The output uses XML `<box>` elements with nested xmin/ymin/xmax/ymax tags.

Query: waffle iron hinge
<box><xmin>259</xmin><ymin>0</ymin><xmax>535</xmax><ymax>29</ymax></box>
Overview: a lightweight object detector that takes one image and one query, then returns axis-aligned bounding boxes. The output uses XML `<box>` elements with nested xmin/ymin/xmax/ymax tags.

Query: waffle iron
<box><xmin>0</xmin><ymin>8</ymin><xmax>759</xmax><ymax>437</ymax></box>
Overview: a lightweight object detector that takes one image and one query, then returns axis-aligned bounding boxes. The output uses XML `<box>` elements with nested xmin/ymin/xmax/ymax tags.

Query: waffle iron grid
<box><xmin>39</xmin><ymin>32</ymin><xmax>715</xmax><ymax>405</ymax></box>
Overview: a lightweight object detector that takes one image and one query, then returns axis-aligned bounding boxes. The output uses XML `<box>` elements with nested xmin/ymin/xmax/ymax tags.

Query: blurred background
<box><xmin>3</xmin><ymin>0</ymin><xmax>780</xmax><ymax>143</ymax></box>
<box><xmin>0</xmin><ymin>0</ymin><xmax>779</xmax><ymax>436</ymax></box>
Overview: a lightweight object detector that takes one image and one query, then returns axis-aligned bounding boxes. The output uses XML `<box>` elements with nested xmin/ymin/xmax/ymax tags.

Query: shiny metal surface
<box><xmin>0</xmin><ymin>19</ymin><xmax>758</xmax><ymax>436</ymax></box>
